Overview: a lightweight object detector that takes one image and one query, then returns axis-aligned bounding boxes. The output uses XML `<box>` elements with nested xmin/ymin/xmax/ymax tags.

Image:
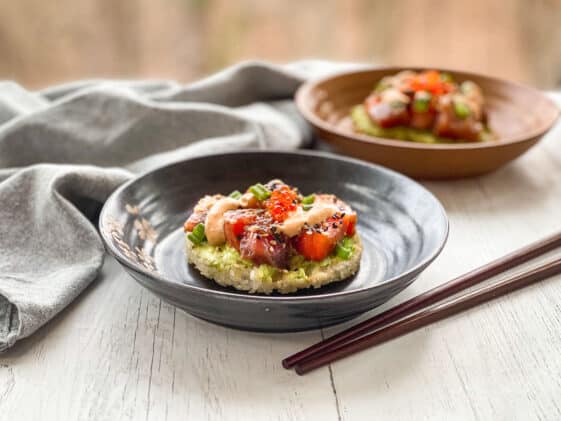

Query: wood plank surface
<box><xmin>2</xmin><ymin>1</ymin><xmax>561</xmax><ymax>413</ymax></box>
<box><xmin>327</xmin><ymin>128</ymin><xmax>561</xmax><ymax>420</ymax></box>
<box><xmin>0</xmin><ymin>258</ymin><xmax>340</xmax><ymax>421</ymax></box>
<box><xmin>1</xmin><ymin>106</ymin><xmax>561</xmax><ymax>420</ymax></box>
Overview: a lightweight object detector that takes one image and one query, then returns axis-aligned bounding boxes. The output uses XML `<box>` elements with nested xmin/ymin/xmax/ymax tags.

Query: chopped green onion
<box><xmin>187</xmin><ymin>223</ymin><xmax>206</xmax><ymax>245</ymax></box>
<box><xmin>413</xmin><ymin>91</ymin><xmax>431</xmax><ymax>113</ymax></box>
<box><xmin>453</xmin><ymin>100</ymin><xmax>471</xmax><ymax>119</ymax></box>
<box><xmin>302</xmin><ymin>194</ymin><xmax>315</xmax><ymax>211</ymax></box>
<box><xmin>192</xmin><ymin>222</ymin><xmax>205</xmax><ymax>239</ymax></box>
<box><xmin>249</xmin><ymin>183</ymin><xmax>271</xmax><ymax>201</ymax></box>
<box><xmin>229</xmin><ymin>190</ymin><xmax>242</xmax><ymax>199</ymax></box>
<box><xmin>413</xmin><ymin>98</ymin><xmax>430</xmax><ymax>113</ymax></box>
<box><xmin>440</xmin><ymin>72</ymin><xmax>454</xmax><ymax>83</ymax></box>
<box><xmin>302</xmin><ymin>194</ymin><xmax>315</xmax><ymax>205</ymax></box>
<box><xmin>335</xmin><ymin>239</ymin><xmax>353</xmax><ymax>260</ymax></box>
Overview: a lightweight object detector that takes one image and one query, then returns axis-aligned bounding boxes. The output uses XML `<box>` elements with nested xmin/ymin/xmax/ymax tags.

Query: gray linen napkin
<box><xmin>0</xmin><ymin>60</ymin><xmax>363</xmax><ymax>351</ymax></box>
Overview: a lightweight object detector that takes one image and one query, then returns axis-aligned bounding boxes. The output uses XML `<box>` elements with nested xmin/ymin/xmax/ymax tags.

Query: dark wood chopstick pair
<box><xmin>283</xmin><ymin>231</ymin><xmax>561</xmax><ymax>375</ymax></box>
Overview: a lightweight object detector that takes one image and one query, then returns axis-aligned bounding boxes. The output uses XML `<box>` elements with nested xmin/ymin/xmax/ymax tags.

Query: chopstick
<box><xmin>282</xmin><ymin>231</ymin><xmax>561</xmax><ymax>371</ymax></box>
<box><xmin>294</xmin><ymin>256</ymin><xmax>561</xmax><ymax>375</ymax></box>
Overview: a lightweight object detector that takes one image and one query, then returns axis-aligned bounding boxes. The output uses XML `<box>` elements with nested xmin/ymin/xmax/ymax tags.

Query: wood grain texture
<box><xmin>325</xmin><ymin>113</ymin><xmax>561</xmax><ymax>420</ymax></box>
<box><xmin>2</xmin><ymin>120</ymin><xmax>561</xmax><ymax>419</ymax></box>
<box><xmin>0</xmin><ymin>258</ymin><xmax>340</xmax><ymax>421</ymax></box>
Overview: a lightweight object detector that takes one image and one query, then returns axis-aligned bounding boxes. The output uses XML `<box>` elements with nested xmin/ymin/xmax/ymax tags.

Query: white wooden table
<box><xmin>2</xmin><ymin>127</ymin><xmax>561</xmax><ymax>420</ymax></box>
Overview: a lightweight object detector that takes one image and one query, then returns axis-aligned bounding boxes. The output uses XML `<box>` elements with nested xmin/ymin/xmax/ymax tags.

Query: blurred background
<box><xmin>2</xmin><ymin>0</ymin><xmax>561</xmax><ymax>89</ymax></box>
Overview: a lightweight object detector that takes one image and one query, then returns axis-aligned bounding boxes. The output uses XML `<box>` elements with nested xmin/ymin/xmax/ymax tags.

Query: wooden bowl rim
<box><xmin>295</xmin><ymin>66</ymin><xmax>561</xmax><ymax>151</ymax></box>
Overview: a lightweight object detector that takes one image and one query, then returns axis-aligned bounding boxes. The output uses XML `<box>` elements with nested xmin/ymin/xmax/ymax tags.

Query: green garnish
<box><xmin>302</xmin><ymin>194</ymin><xmax>315</xmax><ymax>205</ymax></box>
<box><xmin>249</xmin><ymin>183</ymin><xmax>271</xmax><ymax>201</ymax></box>
<box><xmin>335</xmin><ymin>237</ymin><xmax>354</xmax><ymax>260</ymax></box>
<box><xmin>413</xmin><ymin>99</ymin><xmax>430</xmax><ymax>113</ymax></box>
<box><xmin>440</xmin><ymin>72</ymin><xmax>454</xmax><ymax>83</ymax></box>
<box><xmin>187</xmin><ymin>223</ymin><xmax>206</xmax><ymax>245</ymax></box>
<box><xmin>413</xmin><ymin>100</ymin><xmax>429</xmax><ymax>113</ymax></box>
<box><xmin>413</xmin><ymin>91</ymin><xmax>431</xmax><ymax>113</ymax></box>
<box><xmin>302</xmin><ymin>194</ymin><xmax>315</xmax><ymax>211</ymax></box>
<box><xmin>229</xmin><ymin>190</ymin><xmax>242</xmax><ymax>199</ymax></box>
<box><xmin>453</xmin><ymin>100</ymin><xmax>471</xmax><ymax>119</ymax></box>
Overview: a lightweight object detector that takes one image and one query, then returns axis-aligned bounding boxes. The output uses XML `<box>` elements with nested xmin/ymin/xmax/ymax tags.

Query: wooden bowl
<box><xmin>296</xmin><ymin>67</ymin><xmax>560</xmax><ymax>179</ymax></box>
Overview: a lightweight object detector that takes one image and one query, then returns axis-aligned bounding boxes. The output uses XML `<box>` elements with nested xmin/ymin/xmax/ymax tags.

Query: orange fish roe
<box><xmin>265</xmin><ymin>185</ymin><xmax>298</xmax><ymax>223</ymax></box>
<box><xmin>408</xmin><ymin>70</ymin><xmax>455</xmax><ymax>96</ymax></box>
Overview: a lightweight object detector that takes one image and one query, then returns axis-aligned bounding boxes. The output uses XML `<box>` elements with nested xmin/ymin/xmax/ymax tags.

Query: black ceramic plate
<box><xmin>99</xmin><ymin>151</ymin><xmax>449</xmax><ymax>332</ymax></box>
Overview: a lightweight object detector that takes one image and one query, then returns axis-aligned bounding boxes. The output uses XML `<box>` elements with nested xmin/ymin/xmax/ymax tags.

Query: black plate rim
<box><xmin>99</xmin><ymin>149</ymin><xmax>449</xmax><ymax>302</ymax></box>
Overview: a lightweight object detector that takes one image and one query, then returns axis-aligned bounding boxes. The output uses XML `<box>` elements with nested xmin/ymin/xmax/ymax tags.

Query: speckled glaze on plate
<box><xmin>99</xmin><ymin>151</ymin><xmax>449</xmax><ymax>332</ymax></box>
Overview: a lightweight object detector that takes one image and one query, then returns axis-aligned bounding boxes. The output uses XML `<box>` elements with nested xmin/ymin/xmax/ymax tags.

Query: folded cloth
<box><xmin>0</xmin><ymin>60</ymin><xmax>363</xmax><ymax>351</ymax></box>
